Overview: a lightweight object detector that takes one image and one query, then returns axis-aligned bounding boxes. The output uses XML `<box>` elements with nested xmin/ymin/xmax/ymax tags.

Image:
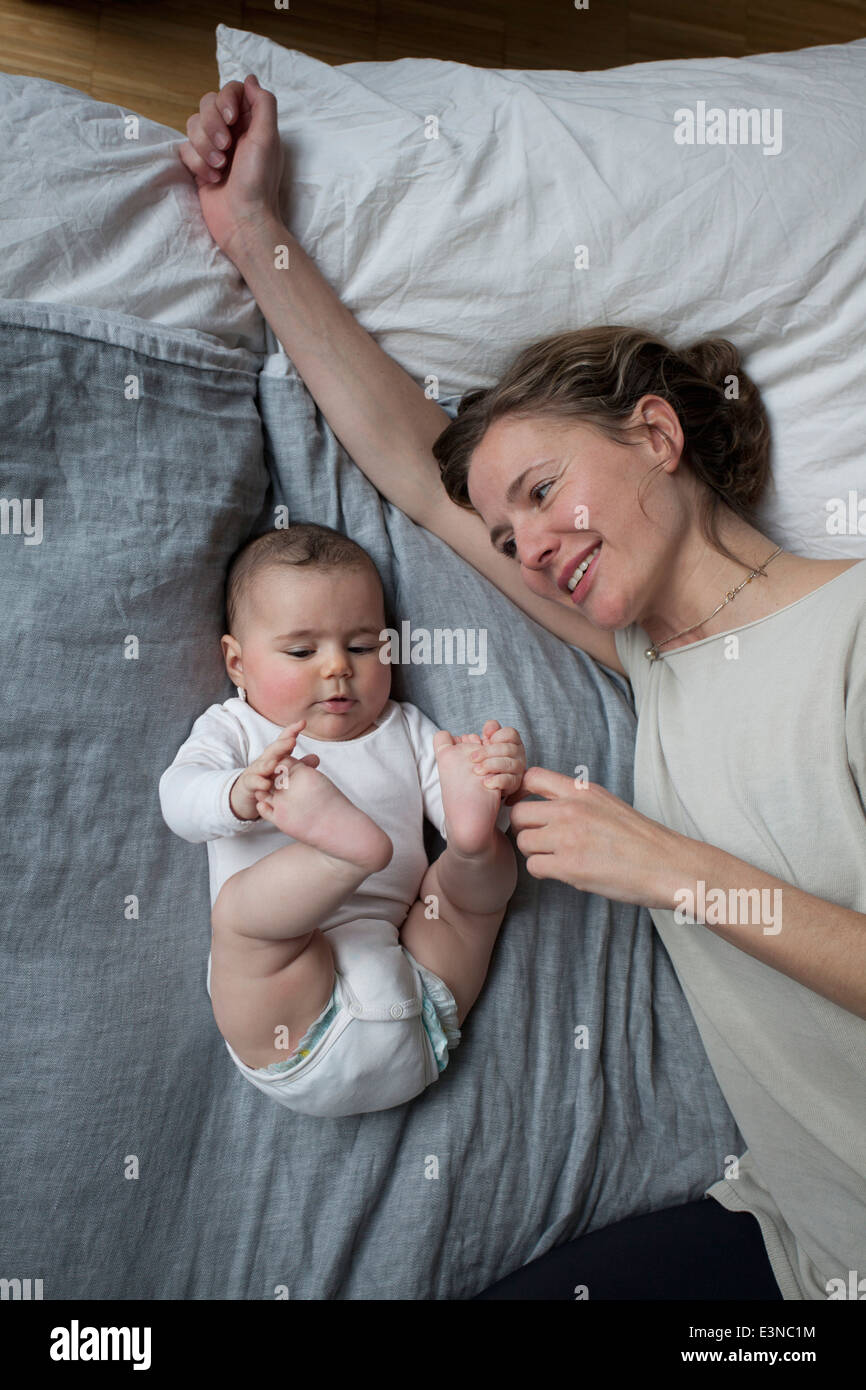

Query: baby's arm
<box><xmin>159</xmin><ymin>707</ymin><xmax>319</xmax><ymax>843</ymax></box>
<box><xmin>159</xmin><ymin>704</ymin><xmax>256</xmax><ymax>843</ymax></box>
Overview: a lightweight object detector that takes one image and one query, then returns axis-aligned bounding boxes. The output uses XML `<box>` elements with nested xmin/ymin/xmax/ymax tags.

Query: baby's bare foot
<box><xmin>259</xmin><ymin>759</ymin><xmax>392</xmax><ymax>876</ymax></box>
<box><xmin>434</xmin><ymin>731</ymin><xmax>501</xmax><ymax>857</ymax></box>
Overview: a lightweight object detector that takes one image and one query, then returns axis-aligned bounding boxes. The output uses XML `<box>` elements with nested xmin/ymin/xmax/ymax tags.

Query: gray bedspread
<box><xmin>0</xmin><ymin>300</ymin><xmax>740</xmax><ymax>1299</ymax></box>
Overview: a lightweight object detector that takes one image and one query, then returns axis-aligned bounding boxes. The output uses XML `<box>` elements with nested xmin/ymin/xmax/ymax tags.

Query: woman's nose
<box><xmin>516</xmin><ymin>521</ymin><xmax>558</xmax><ymax>573</ymax></box>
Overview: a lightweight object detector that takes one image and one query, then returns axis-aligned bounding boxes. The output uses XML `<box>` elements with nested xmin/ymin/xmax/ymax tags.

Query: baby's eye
<box><xmin>284</xmin><ymin>646</ymin><xmax>377</xmax><ymax>657</ymax></box>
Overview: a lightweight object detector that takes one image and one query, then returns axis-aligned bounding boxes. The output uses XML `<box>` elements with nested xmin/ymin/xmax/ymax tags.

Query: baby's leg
<box><xmin>400</xmin><ymin>832</ymin><xmax>517</xmax><ymax>1026</ymax></box>
<box><xmin>210</xmin><ymin>758</ymin><xmax>392</xmax><ymax>1069</ymax></box>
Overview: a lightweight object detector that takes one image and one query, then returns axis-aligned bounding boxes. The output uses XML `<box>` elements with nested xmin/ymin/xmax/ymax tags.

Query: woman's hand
<box><xmin>508</xmin><ymin>766</ymin><xmax>681</xmax><ymax>908</ymax></box>
<box><xmin>178</xmin><ymin>74</ymin><xmax>284</xmax><ymax>263</ymax></box>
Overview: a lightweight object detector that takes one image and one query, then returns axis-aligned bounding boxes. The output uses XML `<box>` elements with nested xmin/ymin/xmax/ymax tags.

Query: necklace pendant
<box><xmin>645</xmin><ymin>647</ymin><xmax>659</xmax><ymax>662</ymax></box>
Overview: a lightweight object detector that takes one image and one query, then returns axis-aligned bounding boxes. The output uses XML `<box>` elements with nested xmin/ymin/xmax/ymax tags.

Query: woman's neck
<box><xmin>639</xmin><ymin>519</ymin><xmax>794</xmax><ymax>653</ymax></box>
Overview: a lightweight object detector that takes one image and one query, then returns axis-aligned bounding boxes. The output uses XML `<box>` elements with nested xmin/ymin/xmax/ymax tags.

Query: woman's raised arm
<box><xmin>234</xmin><ymin>222</ymin><xmax>456</xmax><ymax>524</ymax></box>
<box><xmin>180</xmin><ymin>76</ymin><xmax>625</xmax><ymax>675</ymax></box>
<box><xmin>181</xmin><ymin>75</ymin><xmax>454</xmax><ymax>525</ymax></box>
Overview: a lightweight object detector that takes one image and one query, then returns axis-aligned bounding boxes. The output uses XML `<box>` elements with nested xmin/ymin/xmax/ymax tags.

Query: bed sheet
<box><xmin>0</xmin><ymin>298</ymin><xmax>740</xmax><ymax>1298</ymax></box>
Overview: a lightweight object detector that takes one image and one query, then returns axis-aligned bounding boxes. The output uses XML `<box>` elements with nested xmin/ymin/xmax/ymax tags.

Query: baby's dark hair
<box><xmin>224</xmin><ymin>523</ymin><xmax>382</xmax><ymax>636</ymax></box>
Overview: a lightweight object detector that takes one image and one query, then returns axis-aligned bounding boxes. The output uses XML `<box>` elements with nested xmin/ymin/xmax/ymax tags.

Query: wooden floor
<box><xmin>1</xmin><ymin>0</ymin><xmax>865</xmax><ymax>131</ymax></box>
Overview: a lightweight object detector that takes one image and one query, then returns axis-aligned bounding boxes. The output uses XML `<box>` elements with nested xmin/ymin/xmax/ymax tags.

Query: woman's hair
<box><xmin>225</xmin><ymin>522</ymin><xmax>381</xmax><ymax>635</ymax></box>
<box><xmin>432</xmin><ymin>325</ymin><xmax>772</xmax><ymax>570</ymax></box>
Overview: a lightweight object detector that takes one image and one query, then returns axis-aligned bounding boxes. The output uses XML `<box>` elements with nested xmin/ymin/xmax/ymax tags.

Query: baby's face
<box><xmin>229</xmin><ymin>564</ymin><xmax>392</xmax><ymax>741</ymax></box>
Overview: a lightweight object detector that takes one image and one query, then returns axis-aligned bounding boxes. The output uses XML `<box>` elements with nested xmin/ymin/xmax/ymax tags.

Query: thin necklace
<box><xmin>644</xmin><ymin>546</ymin><xmax>784</xmax><ymax>661</ymax></box>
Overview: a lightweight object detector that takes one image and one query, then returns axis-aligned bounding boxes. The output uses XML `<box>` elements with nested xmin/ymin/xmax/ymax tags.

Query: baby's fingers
<box><xmin>261</xmin><ymin>722</ymin><xmax>305</xmax><ymax>759</ymax></box>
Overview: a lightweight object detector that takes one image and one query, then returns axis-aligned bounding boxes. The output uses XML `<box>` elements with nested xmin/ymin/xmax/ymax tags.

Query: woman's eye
<box><xmin>285</xmin><ymin>650</ymin><xmax>312</xmax><ymax>658</ymax></box>
<box><xmin>530</xmin><ymin>480</ymin><xmax>553</xmax><ymax>503</ymax></box>
<box><xmin>349</xmin><ymin>646</ymin><xmax>376</xmax><ymax>653</ymax></box>
<box><xmin>500</xmin><ymin>480</ymin><xmax>553</xmax><ymax>559</ymax></box>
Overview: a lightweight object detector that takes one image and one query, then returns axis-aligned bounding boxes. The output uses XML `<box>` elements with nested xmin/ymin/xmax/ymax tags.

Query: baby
<box><xmin>159</xmin><ymin>522</ymin><xmax>526</xmax><ymax>1118</ymax></box>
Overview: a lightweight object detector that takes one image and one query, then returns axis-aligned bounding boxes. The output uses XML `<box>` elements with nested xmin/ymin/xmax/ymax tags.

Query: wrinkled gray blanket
<box><xmin>0</xmin><ymin>300</ymin><xmax>740</xmax><ymax>1299</ymax></box>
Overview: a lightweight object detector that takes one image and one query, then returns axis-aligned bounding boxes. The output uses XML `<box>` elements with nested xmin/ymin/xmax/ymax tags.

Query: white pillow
<box><xmin>0</xmin><ymin>73</ymin><xmax>265</xmax><ymax>353</ymax></box>
<box><xmin>217</xmin><ymin>26</ymin><xmax>866</xmax><ymax>558</ymax></box>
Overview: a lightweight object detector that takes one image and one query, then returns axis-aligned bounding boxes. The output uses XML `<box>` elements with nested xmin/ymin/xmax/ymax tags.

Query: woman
<box><xmin>180</xmin><ymin>75</ymin><xmax>866</xmax><ymax>1301</ymax></box>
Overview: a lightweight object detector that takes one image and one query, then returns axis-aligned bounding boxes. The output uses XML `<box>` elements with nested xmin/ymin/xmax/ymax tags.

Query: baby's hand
<box><xmin>469</xmin><ymin>720</ymin><xmax>527</xmax><ymax>806</ymax></box>
<box><xmin>229</xmin><ymin>721</ymin><xmax>320</xmax><ymax>822</ymax></box>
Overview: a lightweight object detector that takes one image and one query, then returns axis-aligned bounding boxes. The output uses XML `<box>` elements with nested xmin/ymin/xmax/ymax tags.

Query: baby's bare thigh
<box><xmin>209</xmin><ymin>925</ymin><xmax>336</xmax><ymax>1070</ymax></box>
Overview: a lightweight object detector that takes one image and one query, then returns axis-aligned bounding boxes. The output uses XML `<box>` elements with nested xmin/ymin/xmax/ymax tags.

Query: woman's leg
<box><xmin>472</xmin><ymin>1198</ymin><xmax>783</xmax><ymax>1300</ymax></box>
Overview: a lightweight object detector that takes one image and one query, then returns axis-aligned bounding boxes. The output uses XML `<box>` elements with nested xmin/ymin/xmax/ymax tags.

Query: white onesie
<box><xmin>159</xmin><ymin>696</ymin><xmax>510</xmax><ymax>1117</ymax></box>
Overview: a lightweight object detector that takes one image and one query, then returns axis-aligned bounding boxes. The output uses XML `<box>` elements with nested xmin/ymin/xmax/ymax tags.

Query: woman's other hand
<box><xmin>179</xmin><ymin>74</ymin><xmax>284</xmax><ymax>262</ymax></box>
<box><xmin>509</xmin><ymin>766</ymin><xmax>682</xmax><ymax>909</ymax></box>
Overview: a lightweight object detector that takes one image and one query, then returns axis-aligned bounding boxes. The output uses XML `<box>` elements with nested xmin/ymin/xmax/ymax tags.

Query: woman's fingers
<box><xmin>471</xmin><ymin>741</ymin><xmax>521</xmax><ymax>765</ymax></box>
<box><xmin>178</xmin><ymin>138</ymin><xmax>222</xmax><ymax>184</ymax></box>
<box><xmin>472</xmin><ymin>754</ymin><xmax>517</xmax><ymax>775</ymax></box>
<box><xmin>216</xmin><ymin>80</ymin><xmax>246</xmax><ymax>124</ymax></box>
<box><xmin>185</xmin><ymin>84</ymin><xmax>245</xmax><ymax>167</ymax></box>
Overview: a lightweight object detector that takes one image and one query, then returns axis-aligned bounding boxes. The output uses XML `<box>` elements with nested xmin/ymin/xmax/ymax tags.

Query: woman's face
<box><xmin>465</xmin><ymin>399</ymin><xmax>687</xmax><ymax>632</ymax></box>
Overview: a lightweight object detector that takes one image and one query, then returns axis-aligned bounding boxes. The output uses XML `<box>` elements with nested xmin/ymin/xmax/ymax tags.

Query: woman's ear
<box><xmin>638</xmin><ymin>395</ymin><xmax>684</xmax><ymax>473</ymax></box>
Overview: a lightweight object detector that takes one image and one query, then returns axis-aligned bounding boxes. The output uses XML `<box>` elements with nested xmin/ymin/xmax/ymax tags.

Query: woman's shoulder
<box><xmin>791</xmin><ymin>555</ymin><xmax>865</xmax><ymax>594</ymax></box>
<box><xmin>792</xmin><ymin>557</ymin><xmax>866</xmax><ymax>632</ymax></box>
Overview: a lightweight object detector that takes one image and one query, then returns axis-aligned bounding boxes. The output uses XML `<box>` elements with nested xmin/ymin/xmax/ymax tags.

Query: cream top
<box><xmin>614</xmin><ymin>560</ymin><xmax>866</xmax><ymax>1300</ymax></box>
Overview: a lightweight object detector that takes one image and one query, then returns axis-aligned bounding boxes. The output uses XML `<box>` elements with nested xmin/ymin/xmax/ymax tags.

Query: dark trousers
<box><xmin>472</xmin><ymin>1197</ymin><xmax>785</xmax><ymax>1300</ymax></box>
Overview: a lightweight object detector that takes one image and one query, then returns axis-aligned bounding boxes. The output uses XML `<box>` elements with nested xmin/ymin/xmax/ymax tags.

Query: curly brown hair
<box><xmin>432</xmin><ymin>325</ymin><xmax>772</xmax><ymax>570</ymax></box>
